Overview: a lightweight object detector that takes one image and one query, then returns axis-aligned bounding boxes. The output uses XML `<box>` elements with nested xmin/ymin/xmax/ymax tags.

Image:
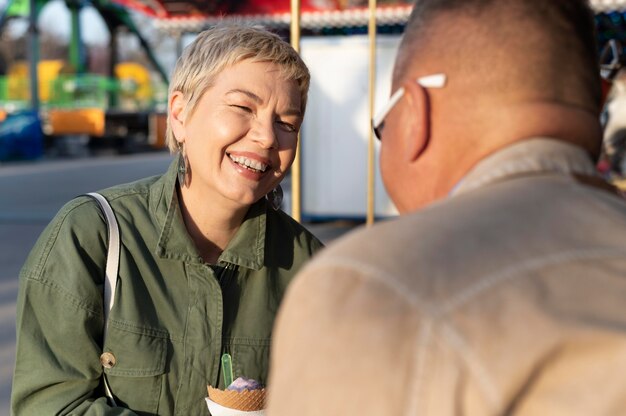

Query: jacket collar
<box><xmin>451</xmin><ymin>138</ymin><xmax>598</xmax><ymax>197</ymax></box>
<box><xmin>150</xmin><ymin>157</ymin><xmax>266</xmax><ymax>270</ymax></box>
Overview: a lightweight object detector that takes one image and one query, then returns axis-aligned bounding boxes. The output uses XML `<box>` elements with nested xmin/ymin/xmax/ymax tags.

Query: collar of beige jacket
<box><xmin>450</xmin><ymin>137</ymin><xmax>608</xmax><ymax>196</ymax></box>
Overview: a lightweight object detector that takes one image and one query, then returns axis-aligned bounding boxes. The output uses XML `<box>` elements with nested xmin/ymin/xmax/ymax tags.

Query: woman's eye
<box><xmin>276</xmin><ymin>121</ymin><xmax>297</xmax><ymax>133</ymax></box>
<box><xmin>231</xmin><ymin>105</ymin><xmax>252</xmax><ymax>113</ymax></box>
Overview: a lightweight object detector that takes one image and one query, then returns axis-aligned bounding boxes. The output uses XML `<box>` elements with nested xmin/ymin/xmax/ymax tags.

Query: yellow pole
<box><xmin>290</xmin><ymin>0</ymin><xmax>302</xmax><ymax>222</ymax></box>
<box><xmin>367</xmin><ymin>0</ymin><xmax>377</xmax><ymax>226</ymax></box>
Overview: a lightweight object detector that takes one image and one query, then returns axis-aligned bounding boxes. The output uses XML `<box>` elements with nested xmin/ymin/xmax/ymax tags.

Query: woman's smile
<box><xmin>227</xmin><ymin>151</ymin><xmax>272</xmax><ymax>181</ymax></box>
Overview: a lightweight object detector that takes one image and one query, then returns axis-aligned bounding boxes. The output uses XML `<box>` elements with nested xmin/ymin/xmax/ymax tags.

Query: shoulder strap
<box><xmin>86</xmin><ymin>192</ymin><xmax>119</xmax><ymax>407</ymax></box>
<box><xmin>87</xmin><ymin>192</ymin><xmax>120</xmax><ymax>336</ymax></box>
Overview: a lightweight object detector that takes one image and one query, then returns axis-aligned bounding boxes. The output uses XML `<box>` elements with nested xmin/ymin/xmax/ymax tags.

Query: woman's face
<box><xmin>171</xmin><ymin>59</ymin><xmax>302</xmax><ymax>209</ymax></box>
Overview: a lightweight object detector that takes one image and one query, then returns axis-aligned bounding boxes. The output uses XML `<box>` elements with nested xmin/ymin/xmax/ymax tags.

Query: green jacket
<box><xmin>12</xmin><ymin>159</ymin><xmax>323</xmax><ymax>415</ymax></box>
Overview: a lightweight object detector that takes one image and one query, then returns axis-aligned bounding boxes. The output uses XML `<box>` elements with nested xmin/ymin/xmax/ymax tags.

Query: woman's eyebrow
<box><xmin>281</xmin><ymin>107</ymin><xmax>302</xmax><ymax>117</ymax></box>
<box><xmin>226</xmin><ymin>89</ymin><xmax>262</xmax><ymax>103</ymax></box>
<box><xmin>226</xmin><ymin>88</ymin><xmax>302</xmax><ymax>117</ymax></box>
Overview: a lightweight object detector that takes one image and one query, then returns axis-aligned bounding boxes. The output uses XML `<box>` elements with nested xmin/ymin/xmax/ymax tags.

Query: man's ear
<box><xmin>402</xmin><ymin>80</ymin><xmax>430</xmax><ymax>162</ymax></box>
<box><xmin>169</xmin><ymin>91</ymin><xmax>186</xmax><ymax>144</ymax></box>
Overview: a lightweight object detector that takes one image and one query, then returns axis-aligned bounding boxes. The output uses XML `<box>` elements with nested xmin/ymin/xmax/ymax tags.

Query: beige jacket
<box><xmin>267</xmin><ymin>138</ymin><xmax>626</xmax><ymax>416</ymax></box>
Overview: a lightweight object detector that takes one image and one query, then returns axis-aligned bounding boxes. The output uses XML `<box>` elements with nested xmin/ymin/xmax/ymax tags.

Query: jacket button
<box><xmin>100</xmin><ymin>352</ymin><xmax>116</xmax><ymax>369</ymax></box>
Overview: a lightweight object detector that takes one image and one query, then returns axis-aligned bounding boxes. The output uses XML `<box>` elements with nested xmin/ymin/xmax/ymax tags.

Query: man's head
<box><xmin>380</xmin><ymin>0</ymin><xmax>602</xmax><ymax>212</ymax></box>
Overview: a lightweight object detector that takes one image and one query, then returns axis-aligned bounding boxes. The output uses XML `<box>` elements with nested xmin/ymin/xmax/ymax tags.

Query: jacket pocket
<box><xmin>103</xmin><ymin>322</ymin><xmax>169</xmax><ymax>414</ymax></box>
<box><xmin>224</xmin><ymin>339</ymin><xmax>271</xmax><ymax>387</ymax></box>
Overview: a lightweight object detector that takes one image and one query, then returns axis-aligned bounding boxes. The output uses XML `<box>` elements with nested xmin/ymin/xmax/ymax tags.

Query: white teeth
<box><xmin>228</xmin><ymin>154</ymin><xmax>268</xmax><ymax>172</ymax></box>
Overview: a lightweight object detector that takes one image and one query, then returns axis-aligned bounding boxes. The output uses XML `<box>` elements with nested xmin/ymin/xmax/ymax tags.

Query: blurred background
<box><xmin>2</xmin><ymin>0</ymin><xmax>626</xmax><ymax>414</ymax></box>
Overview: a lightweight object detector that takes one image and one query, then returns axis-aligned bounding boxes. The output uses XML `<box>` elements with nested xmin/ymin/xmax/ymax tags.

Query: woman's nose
<box><xmin>251</xmin><ymin>118</ymin><xmax>278</xmax><ymax>149</ymax></box>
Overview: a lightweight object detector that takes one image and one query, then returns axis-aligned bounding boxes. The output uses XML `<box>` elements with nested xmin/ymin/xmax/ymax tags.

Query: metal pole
<box><xmin>290</xmin><ymin>0</ymin><xmax>302</xmax><ymax>222</ymax></box>
<box><xmin>28</xmin><ymin>0</ymin><xmax>40</xmax><ymax>111</ymax></box>
<box><xmin>366</xmin><ymin>0</ymin><xmax>377</xmax><ymax>226</ymax></box>
<box><xmin>108</xmin><ymin>25</ymin><xmax>118</xmax><ymax>107</ymax></box>
<box><xmin>175</xmin><ymin>32</ymin><xmax>184</xmax><ymax>59</ymax></box>
<box><xmin>68</xmin><ymin>0</ymin><xmax>84</xmax><ymax>73</ymax></box>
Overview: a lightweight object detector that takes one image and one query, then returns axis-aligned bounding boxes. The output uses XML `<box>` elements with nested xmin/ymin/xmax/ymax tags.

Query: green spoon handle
<box><xmin>221</xmin><ymin>353</ymin><xmax>233</xmax><ymax>387</ymax></box>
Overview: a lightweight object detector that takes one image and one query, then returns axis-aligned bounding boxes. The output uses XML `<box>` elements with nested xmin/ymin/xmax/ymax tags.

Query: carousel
<box><xmin>119</xmin><ymin>0</ymin><xmax>626</xmax><ymax>215</ymax></box>
<box><xmin>3</xmin><ymin>0</ymin><xmax>626</xmax><ymax>216</ymax></box>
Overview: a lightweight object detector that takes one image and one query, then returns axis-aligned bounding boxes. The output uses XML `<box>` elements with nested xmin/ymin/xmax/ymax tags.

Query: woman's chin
<box><xmin>225</xmin><ymin>190</ymin><xmax>267</xmax><ymax>208</ymax></box>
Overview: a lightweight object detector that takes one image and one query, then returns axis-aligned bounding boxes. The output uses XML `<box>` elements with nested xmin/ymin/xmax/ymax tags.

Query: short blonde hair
<box><xmin>166</xmin><ymin>22</ymin><xmax>311</xmax><ymax>152</ymax></box>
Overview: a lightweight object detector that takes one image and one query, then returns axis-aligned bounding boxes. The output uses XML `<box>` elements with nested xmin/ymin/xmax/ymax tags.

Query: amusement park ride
<box><xmin>1</xmin><ymin>0</ymin><xmax>626</xmax><ymax>219</ymax></box>
<box><xmin>0</xmin><ymin>0</ymin><xmax>625</xmax><ymax>158</ymax></box>
<box><xmin>0</xmin><ymin>0</ymin><xmax>414</xmax><ymax>161</ymax></box>
<box><xmin>0</xmin><ymin>0</ymin><xmax>174</xmax><ymax>158</ymax></box>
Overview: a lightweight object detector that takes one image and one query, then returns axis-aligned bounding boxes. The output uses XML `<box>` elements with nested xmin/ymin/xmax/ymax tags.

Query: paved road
<box><xmin>0</xmin><ymin>152</ymin><xmax>357</xmax><ymax>415</ymax></box>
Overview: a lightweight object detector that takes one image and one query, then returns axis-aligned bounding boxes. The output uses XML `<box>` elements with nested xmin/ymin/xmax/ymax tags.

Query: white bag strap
<box><xmin>87</xmin><ymin>192</ymin><xmax>119</xmax><ymax>407</ymax></box>
<box><xmin>87</xmin><ymin>192</ymin><xmax>120</xmax><ymax>336</ymax></box>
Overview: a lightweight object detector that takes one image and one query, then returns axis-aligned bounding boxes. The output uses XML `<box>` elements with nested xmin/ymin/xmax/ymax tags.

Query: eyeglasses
<box><xmin>371</xmin><ymin>73</ymin><xmax>447</xmax><ymax>141</ymax></box>
<box><xmin>600</xmin><ymin>39</ymin><xmax>624</xmax><ymax>82</ymax></box>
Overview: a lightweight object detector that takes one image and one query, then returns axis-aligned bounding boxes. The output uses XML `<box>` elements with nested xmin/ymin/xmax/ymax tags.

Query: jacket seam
<box><xmin>96</xmin><ymin>185</ymin><xmax>150</xmax><ymax>201</ymax></box>
<box><xmin>222</xmin><ymin>337</ymin><xmax>271</xmax><ymax>346</ymax></box>
<box><xmin>315</xmin><ymin>247</ymin><xmax>626</xmax><ymax>315</ymax></box>
<box><xmin>21</xmin><ymin>274</ymin><xmax>102</xmax><ymax>317</ymax></box>
<box><xmin>108</xmin><ymin>318</ymin><xmax>175</xmax><ymax>340</ymax></box>
<box><xmin>29</xmin><ymin>198</ymin><xmax>97</xmax><ymax>278</ymax></box>
<box><xmin>21</xmin><ymin>197</ymin><xmax>107</xmax><ymax>316</ymax></box>
<box><xmin>405</xmin><ymin>318</ymin><xmax>433</xmax><ymax>416</ymax></box>
<box><xmin>439</xmin><ymin>321</ymin><xmax>501</xmax><ymax>409</ymax></box>
<box><xmin>438</xmin><ymin>247</ymin><xmax>626</xmax><ymax>315</ymax></box>
<box><xmin>300</xmin><ymin>258</ymin><xmax>430</xmax><ymax>311</ymax></box>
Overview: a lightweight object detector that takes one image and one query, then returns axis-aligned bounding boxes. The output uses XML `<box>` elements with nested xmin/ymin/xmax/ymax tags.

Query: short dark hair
<box><xmin>399</xmin><ymin>0</ymin><xmax>601</xmax><ymax>111</ymax></box>
<box><xmin>406</xmin><ymin>0</ymin><xmax>597</xmax><ymax>54</ymax></box>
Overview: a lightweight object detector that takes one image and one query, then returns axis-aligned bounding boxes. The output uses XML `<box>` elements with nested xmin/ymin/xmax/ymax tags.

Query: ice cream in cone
<box><xmin>206</xmin><ymin>377</ymin><xmax>266</xmax><ymax>416</ymax></box>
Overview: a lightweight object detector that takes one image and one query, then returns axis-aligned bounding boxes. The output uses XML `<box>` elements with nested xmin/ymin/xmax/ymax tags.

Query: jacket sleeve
<box><xmin>11</xmin><ymin>198</ymin><xmax>139</xmax><ymax>415</ymax></box>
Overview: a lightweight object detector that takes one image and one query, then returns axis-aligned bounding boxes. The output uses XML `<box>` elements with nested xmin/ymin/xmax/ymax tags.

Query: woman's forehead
<box><xmin>210</xmin><ymin>61</ymin><xmax>301</xmax><ymax>103</ymax></box>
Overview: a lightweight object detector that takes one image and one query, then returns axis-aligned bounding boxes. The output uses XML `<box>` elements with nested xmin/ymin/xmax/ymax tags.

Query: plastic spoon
<box><xmin>222</xmin><ymin>353</ymin><xmax>234</xmax><ymax>387</ymax></box>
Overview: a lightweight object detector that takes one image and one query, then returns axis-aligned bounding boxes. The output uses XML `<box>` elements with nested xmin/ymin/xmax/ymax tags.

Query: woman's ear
<box><xmin>169</xmin><ymin>91</ymin><xmax>186</xmax><ymax>144</ymax></box>
<box><xmin>402</xmin><ymin>80</ymin><xmax>430</xmax><ymax>162</ymax></box>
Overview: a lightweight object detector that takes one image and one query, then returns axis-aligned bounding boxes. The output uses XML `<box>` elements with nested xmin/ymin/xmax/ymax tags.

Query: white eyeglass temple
<box><xmin>372</xmin><ymin>73</ymin><xmax>447</xmax><ymax>128</ymax></box>
<box><xmin>373</xmin><ymin>87</ymin><xmax>405</xmax><ymax>128</ymax></box>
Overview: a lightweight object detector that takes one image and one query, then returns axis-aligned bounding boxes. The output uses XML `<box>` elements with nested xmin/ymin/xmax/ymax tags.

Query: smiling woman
<box><xmin>169</xmin><ymin>59</ymin><xmax>303</xmax><ymax>238</ymax></box>
<box><xmin>11</xmin><ymin>22</ymin><xmax>323</xmax><ymax>416</ymax></box>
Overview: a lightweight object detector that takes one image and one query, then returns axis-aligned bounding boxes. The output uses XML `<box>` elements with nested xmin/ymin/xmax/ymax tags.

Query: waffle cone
<box><xmin>207</xmin><ymin>385</ymin><xmax>266</xmax><ymax>411</ymax></box>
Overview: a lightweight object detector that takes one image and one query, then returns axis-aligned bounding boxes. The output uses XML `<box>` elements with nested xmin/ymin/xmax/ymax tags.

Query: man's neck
<box><xmin>488</xmin><ymin>101</ymin><xmax>602</xmax><ymax>158</ymax></box>
<box><xmin>413</xmin><ymin>101</ymin><xmax>602</xmax><ymax>211</ymax></box>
